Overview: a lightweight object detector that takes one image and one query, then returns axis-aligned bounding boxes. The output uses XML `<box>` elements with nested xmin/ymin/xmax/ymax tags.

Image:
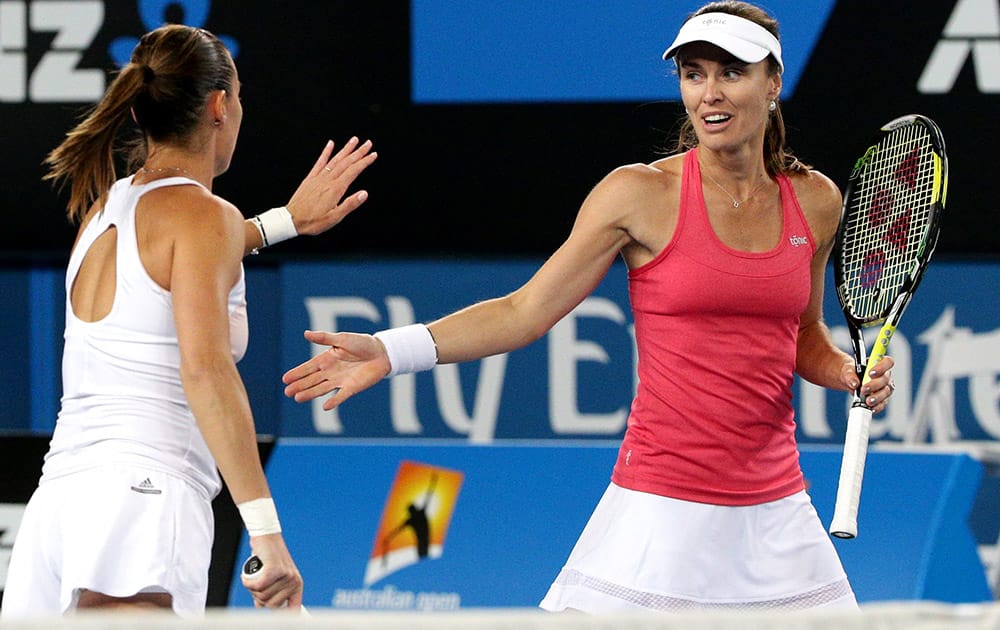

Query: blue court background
<box><xmin>228</xmin><ymin>442</ymin><xmax>991</xmax><ymax>609</ymax></box>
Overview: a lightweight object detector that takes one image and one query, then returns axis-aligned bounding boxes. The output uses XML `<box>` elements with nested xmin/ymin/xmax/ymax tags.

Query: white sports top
<box><xmin>42</xmin><ymin>176</ymin><xmax>248</xmax><ymax>498</ymax></box>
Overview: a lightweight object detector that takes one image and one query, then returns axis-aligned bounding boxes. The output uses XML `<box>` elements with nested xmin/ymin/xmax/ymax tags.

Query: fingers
<box><xmin>321</xmin><ymin>138</ymin><xmax>373</xmax><ymax>179</ymax></box>
<box><xmin>319</xmin><ymin>137</ymin><xmax>359</xmax><ymax>177</ymax></box>
<box><xmin>303</xmin><ymin>329</ymin><xmax>341</xmax><ymax>346</ymax></box>
<box><xmin>249</xmin><ymin>583</ymin><xmax>301</xmax><ymax>609</ymax></box>
<box><xmin>289</xmin><ymin>139</ymin><xmax>377</xmax><ymax>236</ymax></box>
<box><xmin>286</xmin><ymin>591</ymin><xmax>304</xmax><ymax>610</ymax></box>
<box><xmin>282</xmin><ymin>330</ymin><xmax>389</xmax><ymax>409</ymax></box>
<box><xmin>327</xmin><ymin>136</ymin><xmax>364</xmax><ymax>170</ymax></box>
<box><xmin>869</xmin><ymin>356</ymin><xmax>895</xmax><ymax>375</ymax></box>
<box><xmin>282</xmin><ymin>367</ymin><xmax>340</xmax><ymax>401</ymax></box>
<box><xmin>307</xmin><ymin>139</ymin><xmax>336</xmax><ymax>177</ymax></box>
<box><xmin>322</xmin><ymin>391</ymin><xmax>344</xmax><ymax>411</ymax></box>
<box><xmin>336</xmin><ymin>190</ymin><xmax>371</xmax><ymax>218</ymax></box>
<box><xmin>335</xmin><ymin>144</ymin><xmax>378</xmax><ymax>183</ymax></box>
<box><xmin>283</xmin><ymin>373</ymin><xmax>349</xmax><ymax>409</ymax></box>
<box><xmin>303</xmin><ymin>136</ymin><xmax>373</xmax><ymax>185</ymax></box>
<box><xmin>246</xmin><ymin>576</ymin><xmax>299</xmax><ymax>609</ymax></box>
<box><xmin>862</xmin><ymin>356</ymin><xmax>896</xmax><ymax>412</ymax></box>
<box><xmin>281</xmin><ymin>332</ymin><xmax>342</xmax><ymax>381</ymax></box>
<box><xmin>241</xmin><ymin>543</ymin><xmax>303</xmax><ymax>610</ymax></box>
<box><xmin>842</xmin><ymin>360</ymin><xmax>861</xmax><ymax>392</ymax></box>
<box><xmin>281</xmin><ymin>332</ymin><xmax>348</xmax><ymax>401</ymax></box>
<box><xmin>282</xmin><ymin>352</ymin><xmax>330</xmax><ymax>387</ymax></box>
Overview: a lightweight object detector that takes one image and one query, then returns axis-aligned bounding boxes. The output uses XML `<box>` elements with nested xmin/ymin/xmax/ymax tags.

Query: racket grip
<box><xmin>829</xmin><ymin>403</ymin><xmax>873</xmax><ymax>539</ymax></box>
<box><xmin>241</xmin><ymin>554</ymin><xmax>310</xmax><ymax>616</ymax></box>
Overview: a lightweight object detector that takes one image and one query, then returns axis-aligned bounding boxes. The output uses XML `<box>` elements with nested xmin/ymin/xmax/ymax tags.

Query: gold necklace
<box><xmin>139</xmin><ymin>165</ymin><xmax>189</xmax><ymax>176</ymax></box>
<box><xmin>702</xmin><ymin>167</ymin><xmax>769</xmax><ymax>208</ymax></box>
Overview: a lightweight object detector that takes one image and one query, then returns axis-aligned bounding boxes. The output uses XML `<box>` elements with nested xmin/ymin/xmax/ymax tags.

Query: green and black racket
<box><xmin>829</xmin><ymin>114</ymin><xmax>948</xmax><ymax>539</ymax></box>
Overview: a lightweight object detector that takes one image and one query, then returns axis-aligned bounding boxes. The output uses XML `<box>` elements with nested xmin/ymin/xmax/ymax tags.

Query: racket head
<box><xmin>834</xmin><ymin>114</ymin><xmax>948</xmax><ymax>329</ymax></box>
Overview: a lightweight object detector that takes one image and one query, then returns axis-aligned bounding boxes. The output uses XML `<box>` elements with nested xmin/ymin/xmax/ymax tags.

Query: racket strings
<box><xmin>840</xmin><ymin>124</ymin><xmax>937</xmax><ymax>320</ymax></box>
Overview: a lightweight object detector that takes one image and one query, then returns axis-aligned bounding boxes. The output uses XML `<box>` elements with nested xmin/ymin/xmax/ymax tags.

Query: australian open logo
<box><xmin>365</xmin><ymin>461</ymin><xmax>463</xmax><ymax>585</ymax></box>
<box><xmin>333</xmin><ymin>461</ymin><xmax>464</xmax><ymax>611</ymax></box>
<box><xmin>789</xmin><ymin>235</ymin><xmax>809</xmax><ymax>247</ymax></box>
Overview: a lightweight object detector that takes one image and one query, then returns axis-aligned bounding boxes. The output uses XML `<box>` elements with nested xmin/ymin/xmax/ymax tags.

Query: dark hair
<box><xmin>44</xmin><ymin>24</ymin><xmax>234</xmax><ymax>223</ymax></box>
<box><xmin>673</xmin><ymin>1</ymin><xmax>808</xmax><ymax>176</ymax></box>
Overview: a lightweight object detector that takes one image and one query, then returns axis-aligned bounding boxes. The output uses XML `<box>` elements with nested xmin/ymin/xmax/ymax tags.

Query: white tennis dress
<box><xmin>1</xmin><ymin>176</ymin><xmax>248</xmax><ymax>618</ymax></box>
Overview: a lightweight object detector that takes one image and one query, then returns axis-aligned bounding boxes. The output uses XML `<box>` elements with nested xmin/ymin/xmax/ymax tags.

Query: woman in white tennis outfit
<box><xmin>280</xmin><ymin>1</ymin><xmax>896</xmax><ymax>614</ymax></box>
<box><xmin>1</xmin><ymin>24</ymin><xmax>375</xmax><ymax>617</ymax></box>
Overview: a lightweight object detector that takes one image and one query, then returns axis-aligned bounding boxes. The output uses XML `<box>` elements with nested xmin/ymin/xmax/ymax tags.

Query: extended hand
<box><xmin>286</xmin><ymin>138</ymin><xmax>377</xmax><ymax>236</ymax></box>
<box><xmin>282</xmin><ymin>330</ymin><xmax>391</xmax><ymax>410</ymax></box>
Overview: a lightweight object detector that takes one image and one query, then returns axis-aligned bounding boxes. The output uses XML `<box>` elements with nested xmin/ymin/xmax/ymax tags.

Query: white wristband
<box><xmin>373</xmin><ymin>324</ymin><xmax>438</xmax><ymax>377</ymax></box>
<box><xmin>237</xmin><ymin>497</ymin><xmax>282</xmax><ymax>537</ymax></box>
<box><xmin>252</xmin><ymin>206</ymin><xmax>297</xmax><ymax>249</ymax></box>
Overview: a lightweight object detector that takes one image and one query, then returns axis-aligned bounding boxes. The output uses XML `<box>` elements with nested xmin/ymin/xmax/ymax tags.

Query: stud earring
<box><xmin>769</xmin><ymin>100</ymin><xmax>777</xmax><ymax>112</ymax></box>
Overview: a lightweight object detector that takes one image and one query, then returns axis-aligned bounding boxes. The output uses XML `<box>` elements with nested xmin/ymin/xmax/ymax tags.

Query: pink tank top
<box><xmin>611</xmin><ymin>149</ymin><xmax>816</xmax><ymax>505</ymax></box>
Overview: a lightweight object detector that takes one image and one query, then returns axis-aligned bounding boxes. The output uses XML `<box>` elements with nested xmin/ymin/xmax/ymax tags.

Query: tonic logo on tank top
<box><xmin>789</xmin><ymin>235</ymin><xmax>809</xmax><ymax>247</ymax></box>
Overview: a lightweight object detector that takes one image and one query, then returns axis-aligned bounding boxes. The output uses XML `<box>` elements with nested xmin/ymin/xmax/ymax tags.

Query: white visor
<box><xmin>662</xmin><ymin>12</ymin><xmax>783</xmax><ymax>73</ymax></box>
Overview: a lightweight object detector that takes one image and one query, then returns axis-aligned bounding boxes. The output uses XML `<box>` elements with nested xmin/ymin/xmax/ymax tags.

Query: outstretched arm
<box><xmin>243</xmin><ymin>137</ymin><xmax>377</xmax><ymax>255</ymax></box>
<box><xmin>282</xmin><ymin>166</ymin><xmax>655</xmax><ymax>410</ymax></box>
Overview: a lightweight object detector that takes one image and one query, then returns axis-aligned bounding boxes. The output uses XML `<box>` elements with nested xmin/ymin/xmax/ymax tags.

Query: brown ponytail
<box><xmin>43</xmin><ymin>25</ymin><xmax>234</xmax><ymax>224</ymax></box>
<box><xmin>43</xmin><ymin>64</ymin><xmax>146</xmax><ymax>224</ymax></box>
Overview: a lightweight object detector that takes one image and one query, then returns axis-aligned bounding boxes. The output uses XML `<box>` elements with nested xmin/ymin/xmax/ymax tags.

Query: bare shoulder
<box><xmin>601</xmin><ymin>161</ymin><xmax>668</xmax><ymax>192</ymax></box>
<box><xmin>606</xmin><ymin>154</ymin><xmax>683</xmax><ymax>189</ymax></box>
<box><xmin>141</xmin><ymin>184</ymin><xmax>246</xmax><ymax>267</ymax></box>
<box><xmin>787</xmin><ymin>168</ymin><xmax>843</xmax><ymax>246</ymax></box>
<box><xmin>571</xmin><ymin>154</ymin><xmax>685</xmax><ymax>263</ymax></box>
<box><xmin>788</xmin><ymin>168</ymin><xmax>841</xmax><ymax>205</ymax></box>
<box><xmin>586</xmin><ymin>154</ymin><xmax>682</xmax><ymax>214</ymax></box>
<box><xmin>158</xmin><ymin>185</ymin><xmax>243</xmax><ymax>235</ymax></box>
<box><xmin>169</xmin><ymin>184</ymin><xmax>239</xmax><ymax>216</ymax></box>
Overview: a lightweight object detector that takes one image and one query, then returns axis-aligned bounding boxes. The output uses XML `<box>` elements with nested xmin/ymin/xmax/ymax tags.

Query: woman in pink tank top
<box><xmin>285</xmin><ymin>1</ymin><xmax>897</xmax><ymax>614</ymax></box>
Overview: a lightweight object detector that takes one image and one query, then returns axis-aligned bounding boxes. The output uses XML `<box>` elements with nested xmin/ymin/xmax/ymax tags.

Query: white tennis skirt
<box><xmin>540</xmin><ymin>482</ymin><xmax>856</xmax><ymax>613</ymax></box>
<box><xmin>1</xmin><ymin>464</ymin><xmax>214</xmax><ymax>618</ymax></box>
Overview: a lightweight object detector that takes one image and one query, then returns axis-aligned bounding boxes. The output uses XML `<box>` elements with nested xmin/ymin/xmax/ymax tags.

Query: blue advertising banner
<box><xmin>277</xmin><ymin>260</ymin><xmax>1000</xmax><ymax>447</ymax></box>
<box><xmin>278</xmin><ymin>260</ymin><xmax>635</xmax><ymax>441</ymax></box>
<box><xmin>5</xmin><ymin>258</ymin><xmax>998</xmax><ymax>448</ymax></box>
<box><xmin>411</xmin><ymin>0</ymin><xmax>836</xmax><ymax>103</ymax></box>
<box><xmin>228</xmin><ymin>442</ymin><xmax>992</xmax><ymax>609</ymax></box>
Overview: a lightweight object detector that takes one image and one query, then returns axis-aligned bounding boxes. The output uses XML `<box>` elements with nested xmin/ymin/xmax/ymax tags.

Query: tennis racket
<box><xmin>241</xmin><ymin>554</ymin><xmax>310</xmax><ymax>616</ymax></box>
<box><xmin>828</xmin><ymin>114</ymin><xmax>948</xmax><ymax>539</ymax></box>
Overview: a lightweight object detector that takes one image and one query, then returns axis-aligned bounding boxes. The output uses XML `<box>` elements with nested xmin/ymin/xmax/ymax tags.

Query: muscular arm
<box><xmin>429</xmin><ymin>166</ymin><xmax>646</xmax><ymax>364</ymax></box>
<box><xmin>172</xmin><ymin>197</ymin><xmax>270</xmax><ymax>503</ymax></box>
<box><xmin>793</xmin><ymin>170</ymin><xmax>857</xmax><ymax>392</ymax></box>
<box><xmin>172</xmin><ymin>194</ymin><xmax>303</xmax><ymax>607</ymax></box>
<box><xmin>795</xmin><ymin>239</ymin><xmax>856</xmax><ymax>391</ymax></box>
<box><xmin>794</xmin><ymin>169</ymin><xmax>896</xmax><ymax>412</ymax></box>
<box><xmin>283</xmin><ymin>164</ymin><xmax>666</xmax><ymax>408</ymax></box>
